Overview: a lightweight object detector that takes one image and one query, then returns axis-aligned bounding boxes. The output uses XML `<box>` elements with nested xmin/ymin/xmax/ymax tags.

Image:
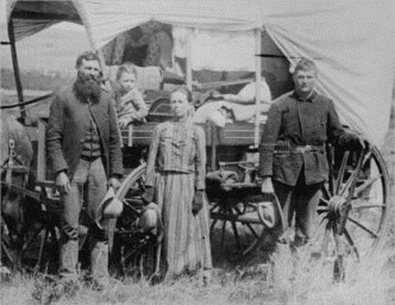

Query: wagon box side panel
<box><xmin>121</xmin><ymin>122</ymin><xmax>263</xmax><ymax>148</ymax></box>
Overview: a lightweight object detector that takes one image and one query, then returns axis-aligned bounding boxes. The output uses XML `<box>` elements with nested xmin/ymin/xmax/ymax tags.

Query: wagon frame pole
<box><xmin>7</xmin><ymin>18</ymin><xmax>26</xmax><ymax>121</ymax></box>
<box><xmin>254</xmin><ymin>28</ymin><xmax>262</xmax><ymax>147</ymax></box>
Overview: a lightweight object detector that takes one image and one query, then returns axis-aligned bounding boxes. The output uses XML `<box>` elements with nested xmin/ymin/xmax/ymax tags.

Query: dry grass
<box><xmin>2</xmin><ymin>221</ymin><xmax>395</xmax><ymax>305</ymax></box>
<box><xmin>2</xmin><ymin>244</ymin><xmax>395</xmax><ymax>305</ymax></box>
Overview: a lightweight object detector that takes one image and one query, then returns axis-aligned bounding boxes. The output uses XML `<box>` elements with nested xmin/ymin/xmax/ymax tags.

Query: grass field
<box><xmin>2</xmin><ymin>223</ymin><xmax>395</xmax><ymax>305</ymax></box>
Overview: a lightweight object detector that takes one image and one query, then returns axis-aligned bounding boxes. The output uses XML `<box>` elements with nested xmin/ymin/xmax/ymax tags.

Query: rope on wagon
<box><xmin>0</xmin><ymin>92</ymin><xmax>55</xmax><ymax>109</ymax></box>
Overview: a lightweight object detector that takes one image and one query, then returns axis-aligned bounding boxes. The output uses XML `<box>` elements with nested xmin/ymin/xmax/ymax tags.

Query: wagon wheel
<box><xmin>1</xmin><ymin>186</ymin><xmax>92</xmax><ymax>275</ymax></box>
<box><xmin>208</xmin><ymin>185</ymin><xmax>267</xmax><ymax>259</ymax></box>
<box><xmin>1</xmin><ymin>201</ymin><xmax>60</xmax><ymax>274</ymax></box>
<box><xmin>109</xmin><ymin>164</ymin><xmax>158</xmax><ymax>278</ymax></box>
<box><xmin>299</xmin><ymin>145</ymin><xmax>390</xmax><ymax>280</ymax></box>
<box><xmin>19</xmin><ymin>213</ymin><xmax>60</xmax><ymax>274</ymax></box>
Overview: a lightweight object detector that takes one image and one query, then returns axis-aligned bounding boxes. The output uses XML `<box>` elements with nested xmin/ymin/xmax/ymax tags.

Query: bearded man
<box><xmin>47</xmin><ymin>51</ymin><xmax>123</xmax><ymax>288</ymax></box>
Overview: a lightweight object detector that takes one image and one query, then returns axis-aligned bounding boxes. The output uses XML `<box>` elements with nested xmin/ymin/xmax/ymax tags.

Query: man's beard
<box><xmin>74</xmin><ymin>75</ymin><xmax>101</xmax><ymax>102</ymax></box>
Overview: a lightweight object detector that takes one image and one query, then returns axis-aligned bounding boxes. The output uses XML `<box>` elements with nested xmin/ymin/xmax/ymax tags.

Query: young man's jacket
<box><xmin>258</xmin><ymin>90</ymin><xmax>358</xmax><ymax>186</ymax></box>
<box><xmin>47</xmin><ymin>84</ymin><xmax>123</xmax><ymax>179</ymax></box>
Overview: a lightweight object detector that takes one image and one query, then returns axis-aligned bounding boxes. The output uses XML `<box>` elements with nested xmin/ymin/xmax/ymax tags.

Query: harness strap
<box><xmin>4</xmin><ymin>139</ymin><xmax>16</xmax><ymax>189</ymax></box>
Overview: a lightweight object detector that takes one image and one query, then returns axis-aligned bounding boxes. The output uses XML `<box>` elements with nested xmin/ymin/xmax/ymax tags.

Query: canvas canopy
<box><xmin>263</xmin><ymin>1</ymin><xmax>395</xmax><ymax>148</ymax></box>
<box><xmin>4</xmin><ymin>0</ymin><xmax>395</xmax><ymax>146</ymax></box>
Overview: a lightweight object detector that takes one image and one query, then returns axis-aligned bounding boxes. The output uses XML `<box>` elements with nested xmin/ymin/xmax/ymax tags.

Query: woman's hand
<box><xmin>141</xmin><ymin>186</ymin><xmax>155</xmax><ymax>204</ymax></box>
<box><xmin>192</xmin><ymin>190</ymin><xmax>204</xmax><ymax>215</ymax></box>
<box><xmin>56</xmin><ymin>171</ymin><xmax>71</xmax><ymax>194</ymax></box>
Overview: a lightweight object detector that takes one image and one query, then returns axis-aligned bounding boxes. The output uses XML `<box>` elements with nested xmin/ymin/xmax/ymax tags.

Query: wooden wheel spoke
<box><xmin>340</xmin><ymin>170</ymin><xmax>359</xmax><ymax>197</ymax></box>
<box><xmin>22</xmin><ymin>226</ymin><xmax>43</xmax><ymax>253</ymax></box>
<box><xmin>317</xmin><ymin>212</ymin><xmax>328</xmax><ymax>225</ymax></box>
<box><xmin>299</xmin><ymin>218</ymin><xmax>331</xmax><ymax>264</ymax></box>
<box><xmin>245</xmin><ymin>223</ymin><xmax>259</xmax><ymax>239</ymax></box>
<box><xmin>354</xmin><ymin>174</ymin><xmax>382</xmax><ymax>196</ymax></box>
<box><xmin>335</xmin><ymin>151</ymin><xmax>350</xmax><ymax>194</ymax></box>
<box><xmin>233</xmin><ymin>205</ymin><xmax>244</xmax><ymax>215</ymax></box>
<box><xmin>340</xmin><ymin>151</ymin><xmax>371</xmax><ymax>198</ymax></box>
<box><xmin>307</xmin><ymin>216</ymin><xmax>328</xmax><ymax>247</ymax></box>
<box><xmin>338</xmin><ymin>148</ymin><xmax>369</xmax><ymax>235</ymax></box>
<box><xmin>347</xmin><ymin>216</ymin><xmax>379</xmax><ymax>238</ymax></box>
<box><xmin>210</xmin><ymin>219</ymin><xmax>218</xmax><ymax>233</ymax></box>
<box><xmin>321</xmin><ymin>185</ymin><xmax>332</xmax><ymax>201</ymax></box>
<box><xmin>333</xmin><ymin>230</ymin><xmax>342</xmax><ymax>256</ymax></box>
<box><xmin>220</xmin><ymin>218</ymin><xmax>227</xmax><ymax>248</ymax></box>
<box><xmin>317</xmin><ymin>206</ymin><xmax>329</xmax><ymax>213</ymax></box>
<box><xmin>37</xmin><ymin>228</ymin><xmax>50</xmax><ymax>268</ymax></box>
<box><xmin>242</xmin><ymin>240</ymin><xmax>258</xmax><ymax>256</ymax></box>
<box><xmin>230</xmin><ymin>220</ymin><xmax>242</xmax><ymax>251</ymax></box>
<box><xmin>210</xmin><ymin>202</ymin><xmax>221</xmax><ymax>213</ymax></box>
<box><xmin>124</xmin><ymin>197</ymin><xmax>144</xmax><ymax>207</ymax></box>
<box><xmin>321</xmin><ymin>222</ymin><xmax>331</xmax><ymax>257</ymax></box>
<box><xmin>343</xmin><ymin>227</ymin><xmax>360</xmax><ymax>260</ymax></box>
<box><xmin>319</xmin><ymin>197</ymin><xmax>330</xmax><ymax>205</ymax></box>
<box><xmin>1</xmin><ymin>239</ymin><xmax>16</xmax><ymax>264</ymax></box>
<box><xmin>352</xmin><ymin>203</ymin><xmax>385</xmax><ymax>211</ymax></box>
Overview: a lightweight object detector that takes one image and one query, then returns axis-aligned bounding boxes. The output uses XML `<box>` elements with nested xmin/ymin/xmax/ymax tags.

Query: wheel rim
<box><xmin>302</xmin><ymin>146</ymin><xmax>390</xmax><ymax>264</ymax></box>
<box><xmin>111</xmin><ymin>164</ymin><xmax>156</xmax><ymax>277</ymax></box>
<box><xmin>209</xmin><ymin>187</ymin><xmax>266</xmax><ymax>258</ymax></box>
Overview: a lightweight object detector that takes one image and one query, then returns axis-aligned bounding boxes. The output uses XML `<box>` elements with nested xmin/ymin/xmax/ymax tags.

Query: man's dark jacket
<box><xmin>47</xmin><ymin>84</ymin><xmax>123</xmax><ymax>179</ymax></box>
<box><xmin>258</xmin><ymin>90</ymin><xmax>358</xmax><ymax>186</ymax></box>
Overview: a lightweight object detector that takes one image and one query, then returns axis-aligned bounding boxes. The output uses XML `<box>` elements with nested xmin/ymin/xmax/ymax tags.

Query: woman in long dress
<box><xmin>142</xmin><ymin>87</ymin><xmax>212</xmax><ymax>282</ymax></box>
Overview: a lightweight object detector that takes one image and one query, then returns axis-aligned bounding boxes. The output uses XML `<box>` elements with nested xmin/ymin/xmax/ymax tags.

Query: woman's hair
<box><xmin>171</xmin><ymin>86</ymin><xmax>193</xmax><ymax>103</ymax></box>
<box><xmin>116</xmin><ymin>63</ymin><xmax>137</xmax><ymax>81</ymax></box>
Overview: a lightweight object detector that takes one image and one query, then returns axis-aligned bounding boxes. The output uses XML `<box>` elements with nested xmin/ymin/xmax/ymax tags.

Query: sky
<box><xmin>1</xmin><ymin>22</ymin><xmax>90</xmax><ymax>74</ymax></box>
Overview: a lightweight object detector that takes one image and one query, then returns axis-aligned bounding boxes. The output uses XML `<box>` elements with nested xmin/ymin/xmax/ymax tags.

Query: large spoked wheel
<box><xmin>299</xmin><ymin>145</ymin><xmax>390</xmax><ymax>278</ymax></box>
<box><xmin>109</xmin><ymin>164</ymin><xmax>157</xmax><ymax>278</ymax></box>
<box><xmin>1</xmin><ymin>202</ymin><xmax>60</xmax><ymax>274</ymax></box>
<box><xmin>1</xmin><ymin>168</ymin><xmax>60</xmax><ymax>274</ymax></box>
<box><xmin>208</xmin><ymin>184</ymin><xmax>267</xmax><ymax>259</ymax></box>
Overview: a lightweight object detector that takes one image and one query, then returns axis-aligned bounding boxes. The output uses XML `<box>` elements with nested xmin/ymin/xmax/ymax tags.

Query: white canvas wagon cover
<box><xmin>4</xmin><ymin>0</ymin><xmax>395</xmax><ymax>146</ymax></box>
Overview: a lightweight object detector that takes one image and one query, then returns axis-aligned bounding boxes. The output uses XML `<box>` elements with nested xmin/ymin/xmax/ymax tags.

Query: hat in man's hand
<box><xmin>257</xmin><ymin>194</ymin><xmax>284</xmax><ymax>231</ymax></box>
<box><xmin>138</xmin><ymin>202</ymin><xmax>161</xmax><ymax>232</ymax></box>
<box><xmin>139</xmin><ymin>208</ymin><xmax>158</xmax><ymax>232</ymax></box>
<box><xmin>96</xmin><ymin>187</ymin><xmax>123</xmax><ymax>229</ymax></box>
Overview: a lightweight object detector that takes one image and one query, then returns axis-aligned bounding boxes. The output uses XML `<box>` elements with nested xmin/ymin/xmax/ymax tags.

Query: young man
<box><xmin>258</xmin><ymin>58</ymin><xmax>365</xmax><ymax>247</ymax></box>
<box><xmin>47</xmin><ymin>51</ymin><xmax>123</xmax><ymax>287</ymax></box>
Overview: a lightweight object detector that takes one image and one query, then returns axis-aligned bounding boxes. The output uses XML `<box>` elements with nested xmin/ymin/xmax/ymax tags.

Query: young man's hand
<box><xmin>261</xmin><ymin>177</ymin><xmax>274</xmax><ymax>195</ymax></box>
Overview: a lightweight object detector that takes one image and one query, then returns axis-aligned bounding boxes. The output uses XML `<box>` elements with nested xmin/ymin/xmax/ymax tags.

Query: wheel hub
<box><xmin>327</xmin><ymin>195</ymin><xmax>347</xmax><ymax>220</ymax></box>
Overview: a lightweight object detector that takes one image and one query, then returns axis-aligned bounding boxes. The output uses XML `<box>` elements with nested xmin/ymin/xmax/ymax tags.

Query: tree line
<box><xmin>1</xmin><ymin>68</ymin><xmax>73</xmax><ymax>91</ymax></box>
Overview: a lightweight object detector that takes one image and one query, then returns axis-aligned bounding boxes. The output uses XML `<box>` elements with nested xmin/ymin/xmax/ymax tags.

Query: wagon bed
<box><xmin>122</xmin><ymin>121</ymin><xmax>264</xmax><ymax>147</ymax></box>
